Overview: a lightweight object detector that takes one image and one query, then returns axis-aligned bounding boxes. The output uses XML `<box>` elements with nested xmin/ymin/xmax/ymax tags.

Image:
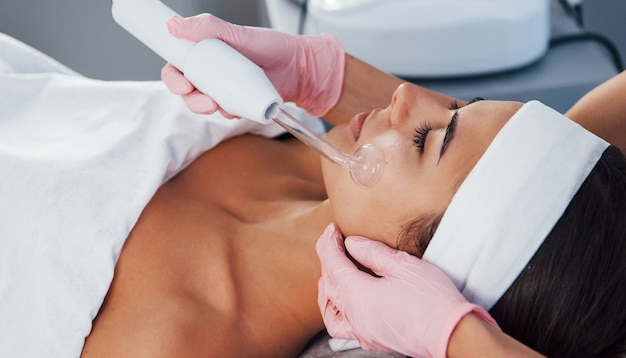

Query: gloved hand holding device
<box><xmin>162</xmin><ymin>14</ymin><xmax>345</xmax><ymax>117</ymax></box>
<box><xmin>316</xmin><ymin>223</ymin><xmax>499</xmax><ymax>358</ymax></box>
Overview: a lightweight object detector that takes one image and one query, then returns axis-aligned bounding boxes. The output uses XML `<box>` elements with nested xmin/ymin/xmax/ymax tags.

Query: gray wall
<box><xmin>0</xmin><ymin>0</ymin><xmax>261</xmax><ymax>80</ymax></box>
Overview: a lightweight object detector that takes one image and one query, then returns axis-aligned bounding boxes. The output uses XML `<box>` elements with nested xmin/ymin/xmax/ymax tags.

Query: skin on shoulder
<box><xmin>566</xmin><ymin>70</ymin><xmax>626</xmax><ymax>153</ymax></box>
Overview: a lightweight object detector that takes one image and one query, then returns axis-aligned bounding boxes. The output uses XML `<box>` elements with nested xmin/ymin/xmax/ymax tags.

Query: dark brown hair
<box><xmin>490</xmin><ymin>145</ymin><xmax>626</xmax><ymax>357</ymax></box>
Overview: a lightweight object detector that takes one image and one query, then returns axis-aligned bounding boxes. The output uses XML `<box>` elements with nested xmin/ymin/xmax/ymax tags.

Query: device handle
<box><xmin>112</xmin><ymin>0</ymin><xmax>282</xmax><ymax>123</ymax></box>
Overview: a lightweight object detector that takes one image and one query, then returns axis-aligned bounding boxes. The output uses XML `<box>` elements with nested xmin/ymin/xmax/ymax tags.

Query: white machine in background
<box><xmin>303</xmin><ymin>0</ymin><xmax>550</xmax><ymax>77</ymax></box>
<box><xmin>266</xmin><ymin>0</ymin><xmax>550</xmax><ymax>78</ymax></box>
<box><xmin>262</xmin><ymin>0</ymin><xmax>620</xmax><ymax>114</ymax></box>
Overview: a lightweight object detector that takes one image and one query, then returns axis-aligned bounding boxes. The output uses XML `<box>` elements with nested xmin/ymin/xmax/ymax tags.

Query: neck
<box><xmin>278</xmin><ymin>199</ymin><xmax>335</xmax><ymax>240</ymax></box>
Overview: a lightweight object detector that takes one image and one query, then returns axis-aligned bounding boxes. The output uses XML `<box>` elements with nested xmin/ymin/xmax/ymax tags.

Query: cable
<box><xmin>550</xmin><ymin>32</ymin><xmax>624</xmax><ymax>72</ymax></box>
<box><xmin>558</xmin><ymin>0</ymin><xmax>583</xmax><ymax>26</ymax></box>
<box><xmin>297</xmin><ymin>0</ymin><xmax>308</xmax><ymax>35</ymax></box>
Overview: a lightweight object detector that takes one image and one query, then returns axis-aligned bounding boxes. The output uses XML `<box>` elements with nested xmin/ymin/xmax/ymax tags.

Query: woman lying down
<box><xmin>1</xmin><ymin>13</ymin><xmax>625</xmax><ymax>358</ymax></box>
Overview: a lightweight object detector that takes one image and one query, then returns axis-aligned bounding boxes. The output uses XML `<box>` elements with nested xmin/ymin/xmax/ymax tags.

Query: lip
<box><xmin>349</xmin><ymin>112</ymin><xmax>369</xmax><ymax>141</ymax></box>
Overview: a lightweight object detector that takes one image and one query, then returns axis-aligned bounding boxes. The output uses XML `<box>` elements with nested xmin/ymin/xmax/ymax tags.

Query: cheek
<box><xmin>322</xmin><ymin>129</ymin><xmax>448</xmax><ymax>246</ymax></box>
<box><xmin>333</xmin><ymin>200</ymin><xmax>397</xmax><ymax>247</ymax></box>
<box><xmin>324</xmin><ymin>166</ymin><xmax>425</xmax><ymax>248</ymax></box>
<box><xmin>333</xmin><ymin>195</ymin><xmax>420</xmax><ymax>249</ymax></box>
<box><xmin>322</xmin><ymin>160</ymin><xmax>384</xmax><ymax>239</ymax></box>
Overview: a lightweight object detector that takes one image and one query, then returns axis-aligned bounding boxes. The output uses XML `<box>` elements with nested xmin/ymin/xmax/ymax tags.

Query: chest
<box><xmin>169</xmin><ymin>134</ymin><xmax>326</xmax><ymax>211</ymax></box>
<box><xmin>90</xmin><ymin>135</ymin><xmax>329</xmax><ymax>357</ymax></box>
<box><xmin>129</xmin><ymin>134</ymin><xmax>328</xmax><ymax>283</ymax></box>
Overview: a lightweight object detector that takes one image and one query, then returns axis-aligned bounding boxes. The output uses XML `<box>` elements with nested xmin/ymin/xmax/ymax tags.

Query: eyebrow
<box><xmin>437</xmin><ymin>110</ymin><xmax>458</xmax><ymax>164</ymax></box>
<box><xmin>437</xmin><ymin>97</ymin><xmax>484</xmax><ymax>163</ymax></box>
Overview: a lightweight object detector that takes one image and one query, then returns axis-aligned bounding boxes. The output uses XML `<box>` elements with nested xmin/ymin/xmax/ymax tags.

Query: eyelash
<box><xmin>412</xmin><ymin>101</ymin><xmax>461</xmax><ymax>153</ymax></box>
<box><xmin>413</xmin><ymin>124</ymin><xmax>431</xmax><ymax>152</ymax></box>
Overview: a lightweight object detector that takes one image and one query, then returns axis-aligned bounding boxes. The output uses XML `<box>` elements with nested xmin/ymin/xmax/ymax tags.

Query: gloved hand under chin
<box><xmin>316</xmin><ymin>223</ymin><xmax>499</xmax><ymax>358</ymax></box>
<box><xmin>161</xmin><ymin>14</ymin><xmax>345</xmax><ymax>118</ymax></box>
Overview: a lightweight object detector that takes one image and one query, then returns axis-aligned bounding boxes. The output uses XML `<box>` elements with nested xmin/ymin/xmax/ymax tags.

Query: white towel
<box><xmin>0</xmin><ymin>33</ymin><xmax>322</xmax><ymax>357</ymax></box>
<box><xmin>328</xmin><ymin>338</ymin><xmax>362</xmax><ymax>352</ymax></box>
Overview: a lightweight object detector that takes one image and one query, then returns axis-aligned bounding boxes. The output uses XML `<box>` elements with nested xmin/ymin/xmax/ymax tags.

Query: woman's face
<box><xmin>322</xmin><ymin>83</ymin><xmax>522</xmax><ymax>248</ymax></box>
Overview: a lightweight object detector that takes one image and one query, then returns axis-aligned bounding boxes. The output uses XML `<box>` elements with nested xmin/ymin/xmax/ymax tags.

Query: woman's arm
<box><xmin>566</xmin><ymin>70</ymin><xmax>626</xmax><ymax>154</ymax></box>
<box><xmin>448</xmin><ymin>313</ymin><xmax>544</xmax><ymax>358</ymax></box>
<box><xmin>323</xmin><ymin>54</ymin><xmax>463</xmax><ymax>126</ymax></box>
<box><xmin>321</xmin><ymin>54</ymin><xmax>403</xmax><ymax>125</ymax></box>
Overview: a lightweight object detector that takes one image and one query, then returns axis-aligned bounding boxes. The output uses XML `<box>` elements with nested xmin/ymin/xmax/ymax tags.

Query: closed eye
<box><xmin>414</xmin><ymin>98</ymin><xmax>483</xmax><ymax>156</ymax></box>
<box><xmin>413</xmin><ymin>124</ymin><xmax>431</xmax><ymax>153</ymax></box>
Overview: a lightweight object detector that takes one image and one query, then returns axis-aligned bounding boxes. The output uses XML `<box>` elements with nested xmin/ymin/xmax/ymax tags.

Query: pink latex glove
<box><xmin>316</xmin><ymin>223</ymin><xmax>499</xmax><ymax>358</ymax></box>
<box><xmin>161</xmin><ymin>14</ymin><xmax>345</xmax><ymax>117</ymax></box>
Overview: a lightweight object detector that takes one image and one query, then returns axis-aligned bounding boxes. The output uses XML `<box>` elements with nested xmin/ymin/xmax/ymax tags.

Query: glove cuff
<box><xmin>434</xmin><ymin>302</ymin><xmax>496</xmax><ymax>358</ymax></box>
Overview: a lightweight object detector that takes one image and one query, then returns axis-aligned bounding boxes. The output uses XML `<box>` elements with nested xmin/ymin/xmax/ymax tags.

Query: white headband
<box><xmin>422</xmin><ymin>100</ymin><xmax>609</xmax><ymax>310</ymax></box>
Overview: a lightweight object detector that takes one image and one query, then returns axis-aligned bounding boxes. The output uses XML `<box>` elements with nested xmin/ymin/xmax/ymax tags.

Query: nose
<box><xmin>389</xmin><ymin>83</ymin><xmax>437</xmax><ymax>128</ymax></box>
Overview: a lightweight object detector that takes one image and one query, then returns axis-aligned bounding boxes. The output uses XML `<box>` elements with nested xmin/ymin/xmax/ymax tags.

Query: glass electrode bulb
<box><xmin>269</xmin><ymin>105</ymin><xmax>384</xmax><ymax>187</ymax></box>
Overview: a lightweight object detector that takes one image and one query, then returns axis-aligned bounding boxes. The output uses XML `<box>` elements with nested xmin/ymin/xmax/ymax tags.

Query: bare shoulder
<box><xmin>566</xmin><ymin>71</ymin><xmax>626</xmax><ymax>153</ymax></box>
<box><xmin>82</xmin><ymin>134</ymin><xmax>328</xmax><ymax>357</ymax></box>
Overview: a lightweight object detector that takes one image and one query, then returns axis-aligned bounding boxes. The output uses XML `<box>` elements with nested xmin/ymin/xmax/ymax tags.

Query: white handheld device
<box><xmin>112</xmin><ymin>0</ymin><xmax>281</xmax><ymax>123</ymax></box>
<box><xmin>111</xmin><ymin>0</ymin><xmax>385</xmax><ymax>186</ymax></box>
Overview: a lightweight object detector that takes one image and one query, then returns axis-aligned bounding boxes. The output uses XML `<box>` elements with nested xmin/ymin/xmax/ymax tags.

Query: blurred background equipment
<box><xmin>0</xmin><ymin>0</ymin><xmax>623</xmax><ymax>112</ymax></box>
